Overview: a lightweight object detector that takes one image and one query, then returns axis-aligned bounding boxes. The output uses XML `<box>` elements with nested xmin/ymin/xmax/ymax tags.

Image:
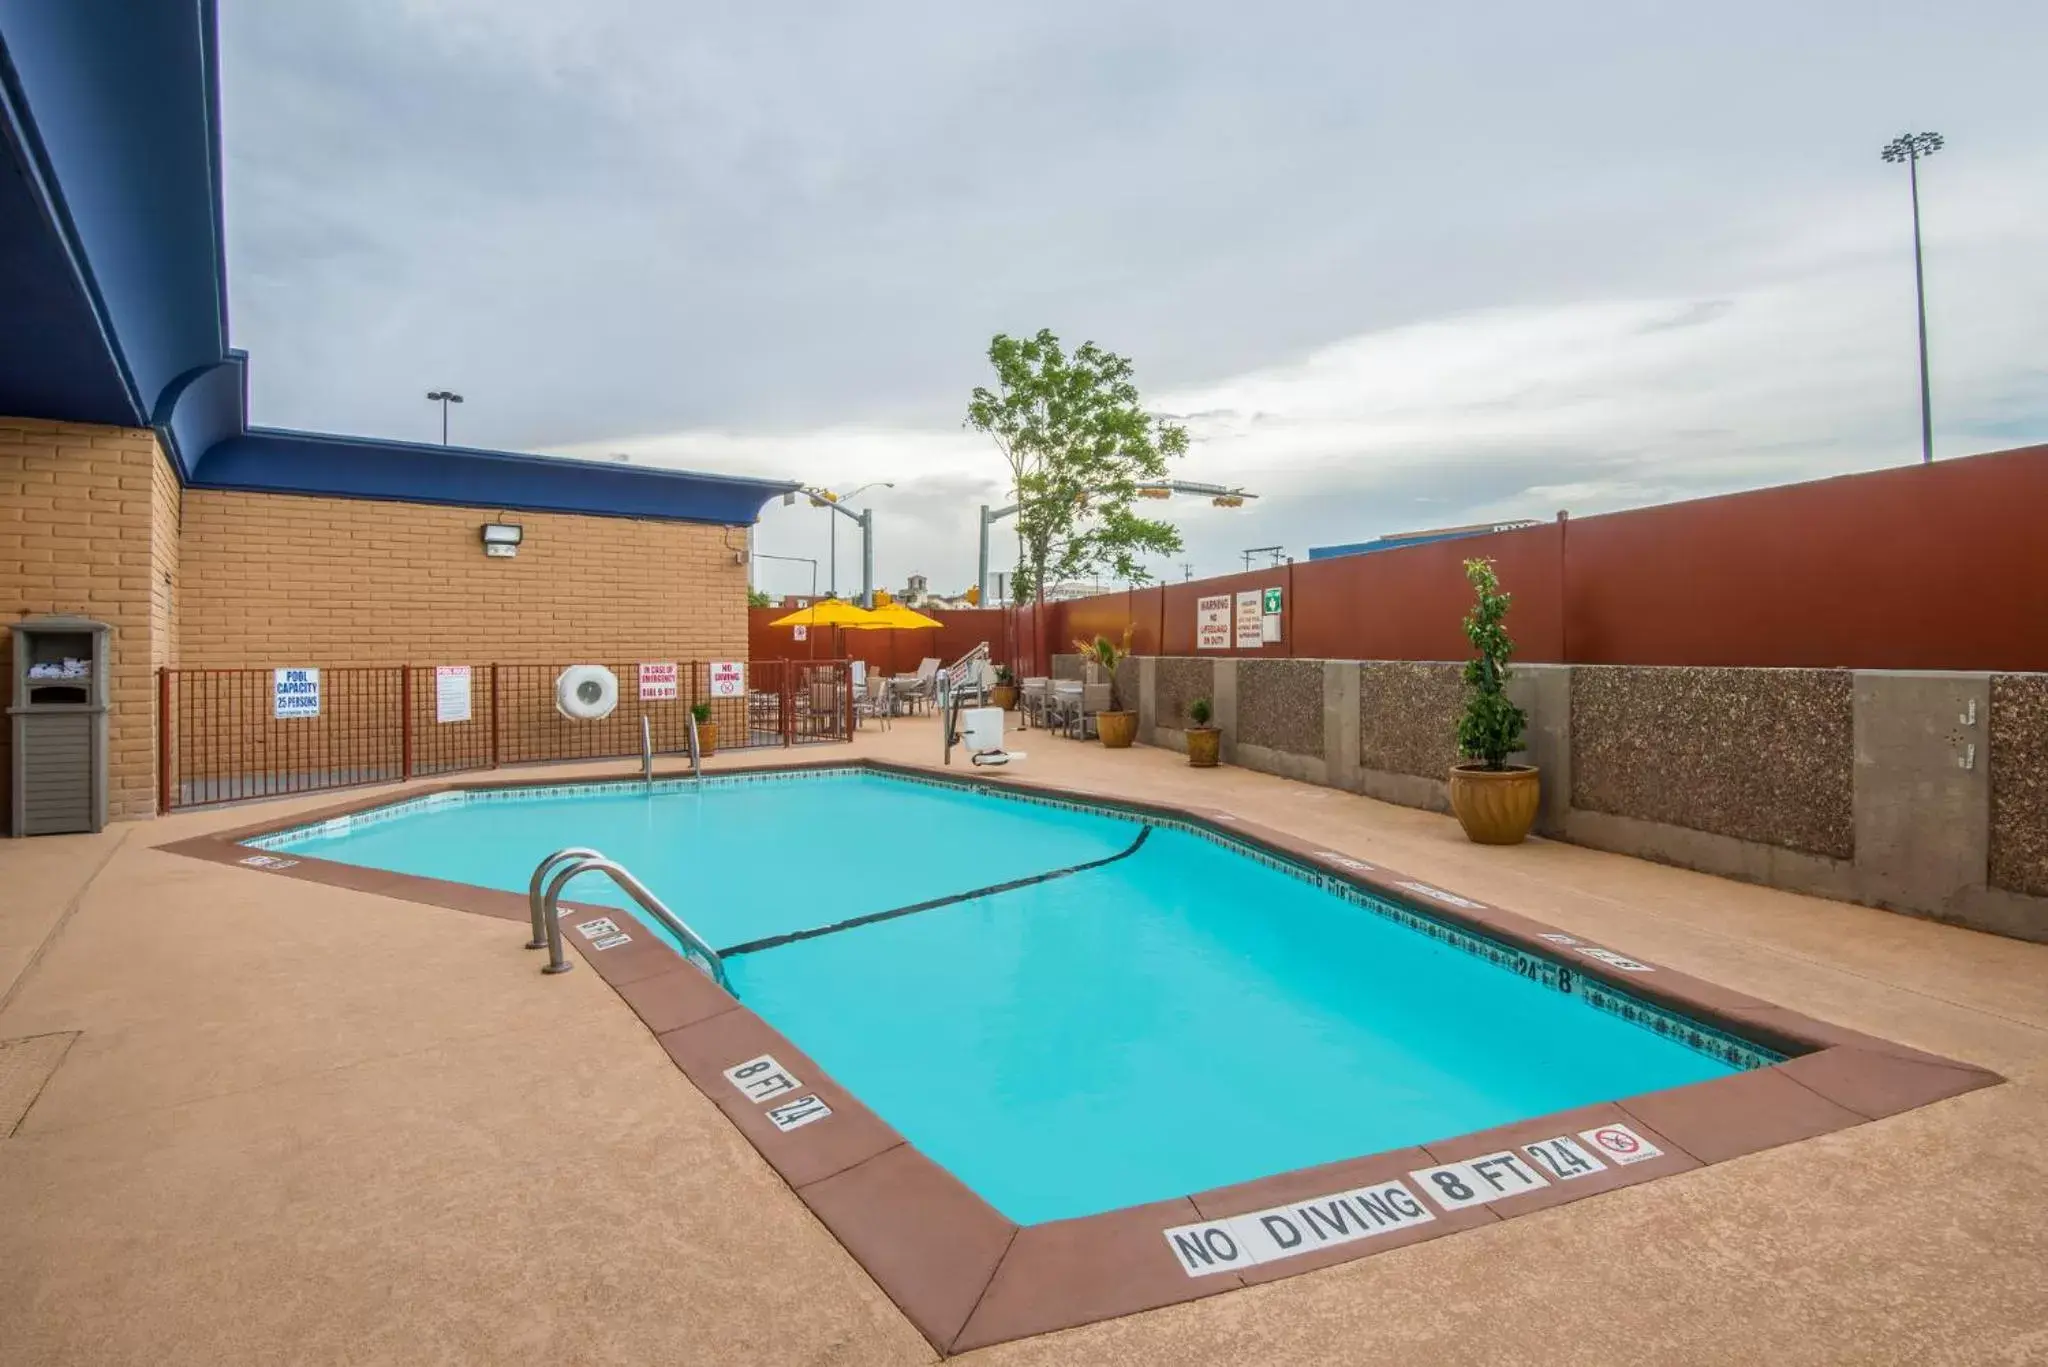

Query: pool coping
<box><xmin>155</xmin><ymin>758</ymin><xmax>2005</xmax><ymax>1356</ymax></box>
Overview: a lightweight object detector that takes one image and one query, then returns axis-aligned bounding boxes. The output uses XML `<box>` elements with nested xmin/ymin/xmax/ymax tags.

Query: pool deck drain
<box><xmin>4</xmin><ymin>717</ymin><xmax>2045</xmax><ymax>1365</ymax></box>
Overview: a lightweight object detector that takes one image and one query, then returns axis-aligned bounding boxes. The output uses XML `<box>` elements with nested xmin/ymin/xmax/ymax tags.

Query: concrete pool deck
<box><xmin>3</xmin><ymin>719</ymin><xmax>2045</xmax><ymax>1364</ymax></box>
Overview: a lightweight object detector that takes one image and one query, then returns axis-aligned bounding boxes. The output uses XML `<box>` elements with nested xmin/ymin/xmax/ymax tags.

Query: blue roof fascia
<box><xmin>0</xmin><ymin>14</ymin><xmax>149</xmax><ymax>428</ymax></box>
<box><xmin>0</xmin><ymin>0</ymin><xmax>229</xmax><ymax>470</ymax></box>
<box><xmin>189</xmin><ymin>427</ymin><xmax>801</xmax><ymax>526</ymax></box>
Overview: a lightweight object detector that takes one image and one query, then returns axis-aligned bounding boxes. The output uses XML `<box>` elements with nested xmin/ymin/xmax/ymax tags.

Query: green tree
<box><xmin>747</xmin><ymin>588</ymin><xmax>775</xmax><ymax>609</ymax></box>
<box><xmin>1456</xmin><ymin>558</ymin><xmax>1529</xmax><ymax>769</ymax></box>
<box><xmin>966</xmin><ymin>329</ymin><xmax>1186</xmax><ymax>604</ymax></box>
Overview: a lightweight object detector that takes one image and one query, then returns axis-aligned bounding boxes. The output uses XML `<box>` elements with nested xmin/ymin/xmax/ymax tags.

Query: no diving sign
<box><xmin>1581</xmin><ymin>1123</ymin><xmax>1663</xmax><ymax>1165</ymax></box>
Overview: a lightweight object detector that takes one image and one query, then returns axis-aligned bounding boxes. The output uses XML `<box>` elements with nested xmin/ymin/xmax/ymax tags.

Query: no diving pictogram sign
<box><xmin>1579</xmin><ymin>1124</ymin><xmax>1663</xmax><ymax>1166</ymax></box>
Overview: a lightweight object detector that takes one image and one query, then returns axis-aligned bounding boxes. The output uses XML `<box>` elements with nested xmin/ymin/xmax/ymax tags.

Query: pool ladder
<box><xmin>526</xmin><ymin>848</ymin><xmax>729</xmax><ymax>990</ymax></box>
<box><xmin>638</xmin><ymin>713</ymin><xmax>702</xmax><ymax>785</ymax></box>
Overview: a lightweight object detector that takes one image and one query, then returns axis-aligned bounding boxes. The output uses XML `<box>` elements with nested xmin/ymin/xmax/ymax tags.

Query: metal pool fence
<box><xmin>158</xmin><ymin>659</ymin><xmax>855</xmax><ymax>810</ymax></box>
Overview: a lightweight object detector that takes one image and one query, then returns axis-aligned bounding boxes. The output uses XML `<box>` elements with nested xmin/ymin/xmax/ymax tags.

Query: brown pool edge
<box><xmin>155</xmin><ymin>758</ymin><xmax>2006</xmax><ymax>1356</ymax></box>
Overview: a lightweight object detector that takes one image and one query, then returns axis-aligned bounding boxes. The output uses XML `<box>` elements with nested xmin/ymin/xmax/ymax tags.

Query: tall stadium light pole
<box><xmin>426</xmin><ymin>390</ymin><xmax>463</xmax><ymax>445</ymax></box>
<box><xmin>1881</xmin><ymin>132</ymin><xmax>1943</xmax><ymax>464</ymax></box>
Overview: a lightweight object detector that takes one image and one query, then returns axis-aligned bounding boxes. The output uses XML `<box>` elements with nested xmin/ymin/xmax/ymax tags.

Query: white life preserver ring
<box><xmin>555</xmin><ymin>665</ymin><xmax>619</xmax><ymax>720</ymax></box>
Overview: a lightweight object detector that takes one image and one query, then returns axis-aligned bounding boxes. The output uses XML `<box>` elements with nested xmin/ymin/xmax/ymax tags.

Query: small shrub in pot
<box><xmin>1185</xmin><ymin>696</ymin><xmax>1220</xmax><ymax>768</ymax></box>
<box><xmin>1448</xmin><ymin>558</ymin><xmax>1538</xmax><ymax>843</ymax></box>
<box><xmin>690</xmin><ymin>701</ymin><xmax>718</xmax><ymax>756</ymax></box>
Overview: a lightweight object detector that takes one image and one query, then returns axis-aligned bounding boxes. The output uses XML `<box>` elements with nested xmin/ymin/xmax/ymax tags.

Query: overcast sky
<box><xmin>219</xmin><ymin>1</ymin><xmax>2048</xmax><ymax>599</ymax></box>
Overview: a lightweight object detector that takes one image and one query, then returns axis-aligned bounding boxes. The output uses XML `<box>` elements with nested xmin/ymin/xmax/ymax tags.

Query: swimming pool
<box><xmin>257</xmin><ymin>767</ymin><xmax>1770</xmax><ymax>1224</ymax></box>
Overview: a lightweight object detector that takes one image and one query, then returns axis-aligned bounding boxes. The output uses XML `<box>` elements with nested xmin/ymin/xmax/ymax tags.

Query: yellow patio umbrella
<box><xmin>844</xmin><ymin>603</ymin><xmax>946</xmax><ymax>631</ymax></box>
<box><xmin>767</xmin><ymin>599</ymin><xmax>878</xmax><ymax>628</ymax></box>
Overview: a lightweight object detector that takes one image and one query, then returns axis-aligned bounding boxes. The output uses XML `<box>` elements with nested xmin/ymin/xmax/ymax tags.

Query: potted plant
<box><xmin>990</xmin><ymin>664</ymin><xmax>1019</xmax><ymax>712</ymax></box>
<box><xmin>1075</xmin><ymin>629</ymin><xmax>1138</xmax><ymax>748</ymax></box>
<box><xmin>1185</xmin><ymin>696</ymin><xmax>1220</xmax><ymax>767</ymax></box>
<box><xmin>690</xmin><ymin>701</ymin><xmax>718</xmax><ymax>756</ymax></box>
<box><xmin>1448</xmin><ymin>558</ymin><xmax>1539</xmax><ymax>844</ymax></box>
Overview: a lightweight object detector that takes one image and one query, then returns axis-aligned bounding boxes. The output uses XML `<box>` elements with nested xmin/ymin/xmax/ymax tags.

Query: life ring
<box><xmin>555</xmin><ymin>665</ymin><xmax>619</xmax><ymax>720</ymax></box>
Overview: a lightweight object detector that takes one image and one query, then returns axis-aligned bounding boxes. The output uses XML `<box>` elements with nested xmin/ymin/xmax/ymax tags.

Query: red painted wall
<box><xmin>1561</xmin><ymin>444</ymin><xmax>2048</xmax><ymax>669</ymax></box>
<box><xmin>1011</xmin><ymin>442</ymin><xmax>2048</xmax><ymax>672</ymax></box>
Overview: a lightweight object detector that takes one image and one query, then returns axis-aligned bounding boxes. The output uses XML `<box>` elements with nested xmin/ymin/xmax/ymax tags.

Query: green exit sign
<box><xmin>1262</xmin><ymin>587</ymin><xmax>1282</xmax><ymax>614</ymax></box>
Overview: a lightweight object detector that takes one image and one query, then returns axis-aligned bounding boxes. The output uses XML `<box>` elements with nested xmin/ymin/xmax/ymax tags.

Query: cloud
<box><xmin>217</xmin><ymin>1</ymin><xmax>2048</xmax><ymax>598</ymax></box>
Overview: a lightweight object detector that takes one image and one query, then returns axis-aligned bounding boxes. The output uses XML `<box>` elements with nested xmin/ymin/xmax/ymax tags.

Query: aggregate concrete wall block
<box><xmin>1326</xmin><ymin>661</ymin><xmax>1361</xmax><ymax>793</ymax></box>
<box><xmin>1113</xmin><ymin>656</ymin><xmax>1139</xmax><ymax>721</ymax></box>
<box><xmin>1214</xmin><ymin>660</ymin><xmax>1239</xmax><ymax>763</ymax></box>
<box><xmin>1988</xmin><ymin>674</ymin><xmax>2048</xmax><ymax>899</ymax></box>
<box><xmin>1229</xmin><ymin>658</ymin><xmax>1329</xmax><ymax>785</ymax></box>
<box><xmin>1852</xmin><ymin>672</ymin><xmax>1991</xmax><ymax>924</ymax></box>
<box><xmin>1153</xmin><ymin>657</ymin><xmax>1214</xmax><ymax>736</ymax></box>
<box><xmin>1570</xmin><ymin>665</ymin><xmax>1855</xmax><ymax>859</ymax></box>
<box><xmin>1137</xmin><ymin>656</ymin><xmax>1158</xmax><ymax>744</ymax></box>
<box><xmin>1962</xmin><ymin>673</ymin><xmax>2048</xmax><ymax>941</ymax></box>
<box><xmin>1511</xmin><ymin>664</ymin><xmax>1572</xmax><ymax>837</ymax></box>
<box><xmin>1355</xmin><ymin>661</ymin><xmax>1461</xmax><ymax>813</ymax></box>
<box><xmin>1236</xmin><ymin>659</ymin><xmax>1327</xmax><ymax>758</ymax></box>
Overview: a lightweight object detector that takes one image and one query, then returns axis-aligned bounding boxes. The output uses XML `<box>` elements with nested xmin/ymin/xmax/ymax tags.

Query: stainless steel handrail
<box><xmin>528</xmin><ymin>847</ymin><xmax>606</xmax><ymax>948</ymax></box>
<box><xmin>686</xmin><ymin>712</ymin><xmax>702</xmax><ymax>780</ymax></box>
<box><xmin>539</xmin><ymin>856</ymin><xmax>730</xmax><ymax>991</ymax></box>
<box><xmin>641</xmin><ymin>714</ymin><xmax>654</xmax><ymax>784</ymax></box>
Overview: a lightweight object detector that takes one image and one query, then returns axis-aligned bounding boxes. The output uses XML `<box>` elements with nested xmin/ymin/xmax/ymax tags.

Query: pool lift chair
<box><xmin>941</xmin><ymin>674</ymin><xmax>1024</xmax><ymax>768</ymax></box>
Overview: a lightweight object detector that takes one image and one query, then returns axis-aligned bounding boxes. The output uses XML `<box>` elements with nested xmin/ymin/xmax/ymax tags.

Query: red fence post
<box><xmin>156</xmin><ymin>667</ymin><xmax>173</xmax><ymax>813</ymax></box>
<box><xmin>400</xmin><ymin>664</ymin><xmax>415</xmax><ymax>780</ymax></box>
<box><xmin>781</xmin><ymin>662</ymin><xmax>794</xmax><ymax>747</ymax></box>
<box><xmin>489</xmin><ymin>663</ymin><xmax>501</xmax><ymax>768</ymax></box>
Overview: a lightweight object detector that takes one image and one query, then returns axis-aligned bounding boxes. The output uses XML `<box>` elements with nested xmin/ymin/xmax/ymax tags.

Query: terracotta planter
<box><xmin>991</xmin><ymin>684</ymin><xmax>1019</xmax><ymax>711</ymax></box>
<box><xmin>695</xmin><ymin>721</ymin><xmax>718</xmax><ymax>756</ymax></box>
<box><xmin>1186</xmin><ymin>726</ymin><xmax>1221</xmax><ymax>768</ymax></box>
<box><xmin>1096</xmin><ymin>710</ymin><xmax>1138</xmax><ymax>749</ymax></box>
<box><xmin>1448</xmin><ymin>763</ymin><xmax>1539</xmax><ymax>845</ymax></box>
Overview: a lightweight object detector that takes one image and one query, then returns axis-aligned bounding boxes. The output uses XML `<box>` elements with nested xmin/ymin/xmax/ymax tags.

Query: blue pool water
<box><xmin>266</xmin><ymin>771</ymin><xmax>1746</xmax><ymax>1223</ymax></box>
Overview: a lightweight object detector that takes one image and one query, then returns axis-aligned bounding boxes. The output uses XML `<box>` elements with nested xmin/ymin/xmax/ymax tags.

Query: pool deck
<box><xmin>3</xmin><ymin>719</ymin><xmax>2045</xmax><ymax>1364</ymax></box>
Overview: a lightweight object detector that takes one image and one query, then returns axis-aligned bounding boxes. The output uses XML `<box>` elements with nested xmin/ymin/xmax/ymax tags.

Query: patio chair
<box><xmin>857</xmin><ymin>674</ymin><xmax>893</xmax><ymax>730</ymax></box>
<box><xmin>1018</xmin><ymin>677</ymin><xmax>1052</xmax><ymax>730</ymax></box>
<box><xmin>1046</xmin><ymin>680</ymin><xmax>1084</xmax><ymax>736</ymax></box>
<box><xmin>892</xmin><ymin>657</ymin><xmax>941</xmax><ymax>715</ymax></box>
<box><xmin>1066</xmin><ymin>680</ymin><xmax>1113</xmax><ymax>740</ymax></box>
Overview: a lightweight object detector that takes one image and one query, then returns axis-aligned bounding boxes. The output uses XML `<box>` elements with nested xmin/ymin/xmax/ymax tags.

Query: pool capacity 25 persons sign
<box><xmin>273</xmin><ymin>667</ymin><xmax>320</xmax><ymax>718</ymax></box>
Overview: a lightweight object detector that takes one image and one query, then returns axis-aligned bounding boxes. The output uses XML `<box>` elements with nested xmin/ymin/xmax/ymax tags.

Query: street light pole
<box><xmin>425</xmin><ymin>390</ymin><xmax>464</xmax><ymax>445</ymax></box>
<box><xmin>978</xmin><ymin>479</ymin><xmax>1258</xmax><ymax>603</ymax></box>
<box><xmin>1881</xmin><ymin>132</ymin><xmax>1944</xmax><ymax>464</ymax></box>
<box><xmin>809</xmin><ymin>482</ymin><xmax>892</xmax><ymax>605</ymax></box>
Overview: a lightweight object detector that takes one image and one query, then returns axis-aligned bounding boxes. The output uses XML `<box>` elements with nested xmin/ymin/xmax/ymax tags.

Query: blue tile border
<box><xmin>240</xmin><ymin>762</ymin><xmax>1782</xmax><ymax>1070</ymax></box>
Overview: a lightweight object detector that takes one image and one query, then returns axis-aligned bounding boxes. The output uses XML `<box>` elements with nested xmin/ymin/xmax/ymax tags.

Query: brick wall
<box><xmin>151</xmin><ymin>444</ymin><xmax>180</xmax><ymax>668</ymax></box>
<box><xmin>177</xmin><ymin>491</ymin><xmax>749</xmax><ymax>665</ymax></box>
<box><xmin>0</xmin><ymin>418</ymin><xmax>167</xmax><ymax>823</ymax></box>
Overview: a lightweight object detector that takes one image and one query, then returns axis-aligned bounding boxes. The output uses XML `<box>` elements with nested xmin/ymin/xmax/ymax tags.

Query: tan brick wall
<box><xmin>151</xmin><ymin>443</ymin><xmax>181</xmax><ymax>668</ymax></box>
<box><xmin>177</xmin><ymin>490</ymin><xmax>749</xmax><ymax>665</ymax></box>
<box><xmin>0</xmin><ymin>417</ymin><xmax>168</xmax><ymax>824</ymax></box>
<box><xmin>168</xmin><ymin>492</ymin><xmax>754</xmax><ymax>801</ymax></box>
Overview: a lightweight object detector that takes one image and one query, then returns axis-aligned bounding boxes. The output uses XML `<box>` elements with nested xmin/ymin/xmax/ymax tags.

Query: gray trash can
<box><xmin>8</xmin><ymin>616</ymin><xmax>111</xmax><ymax>836</ymax></box>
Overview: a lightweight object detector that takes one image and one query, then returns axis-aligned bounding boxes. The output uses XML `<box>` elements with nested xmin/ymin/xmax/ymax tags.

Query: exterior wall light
<box><xmin>481</xmin><ymin>523</ymin><xmax>523</xmax><ymax>558</ymax></box>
